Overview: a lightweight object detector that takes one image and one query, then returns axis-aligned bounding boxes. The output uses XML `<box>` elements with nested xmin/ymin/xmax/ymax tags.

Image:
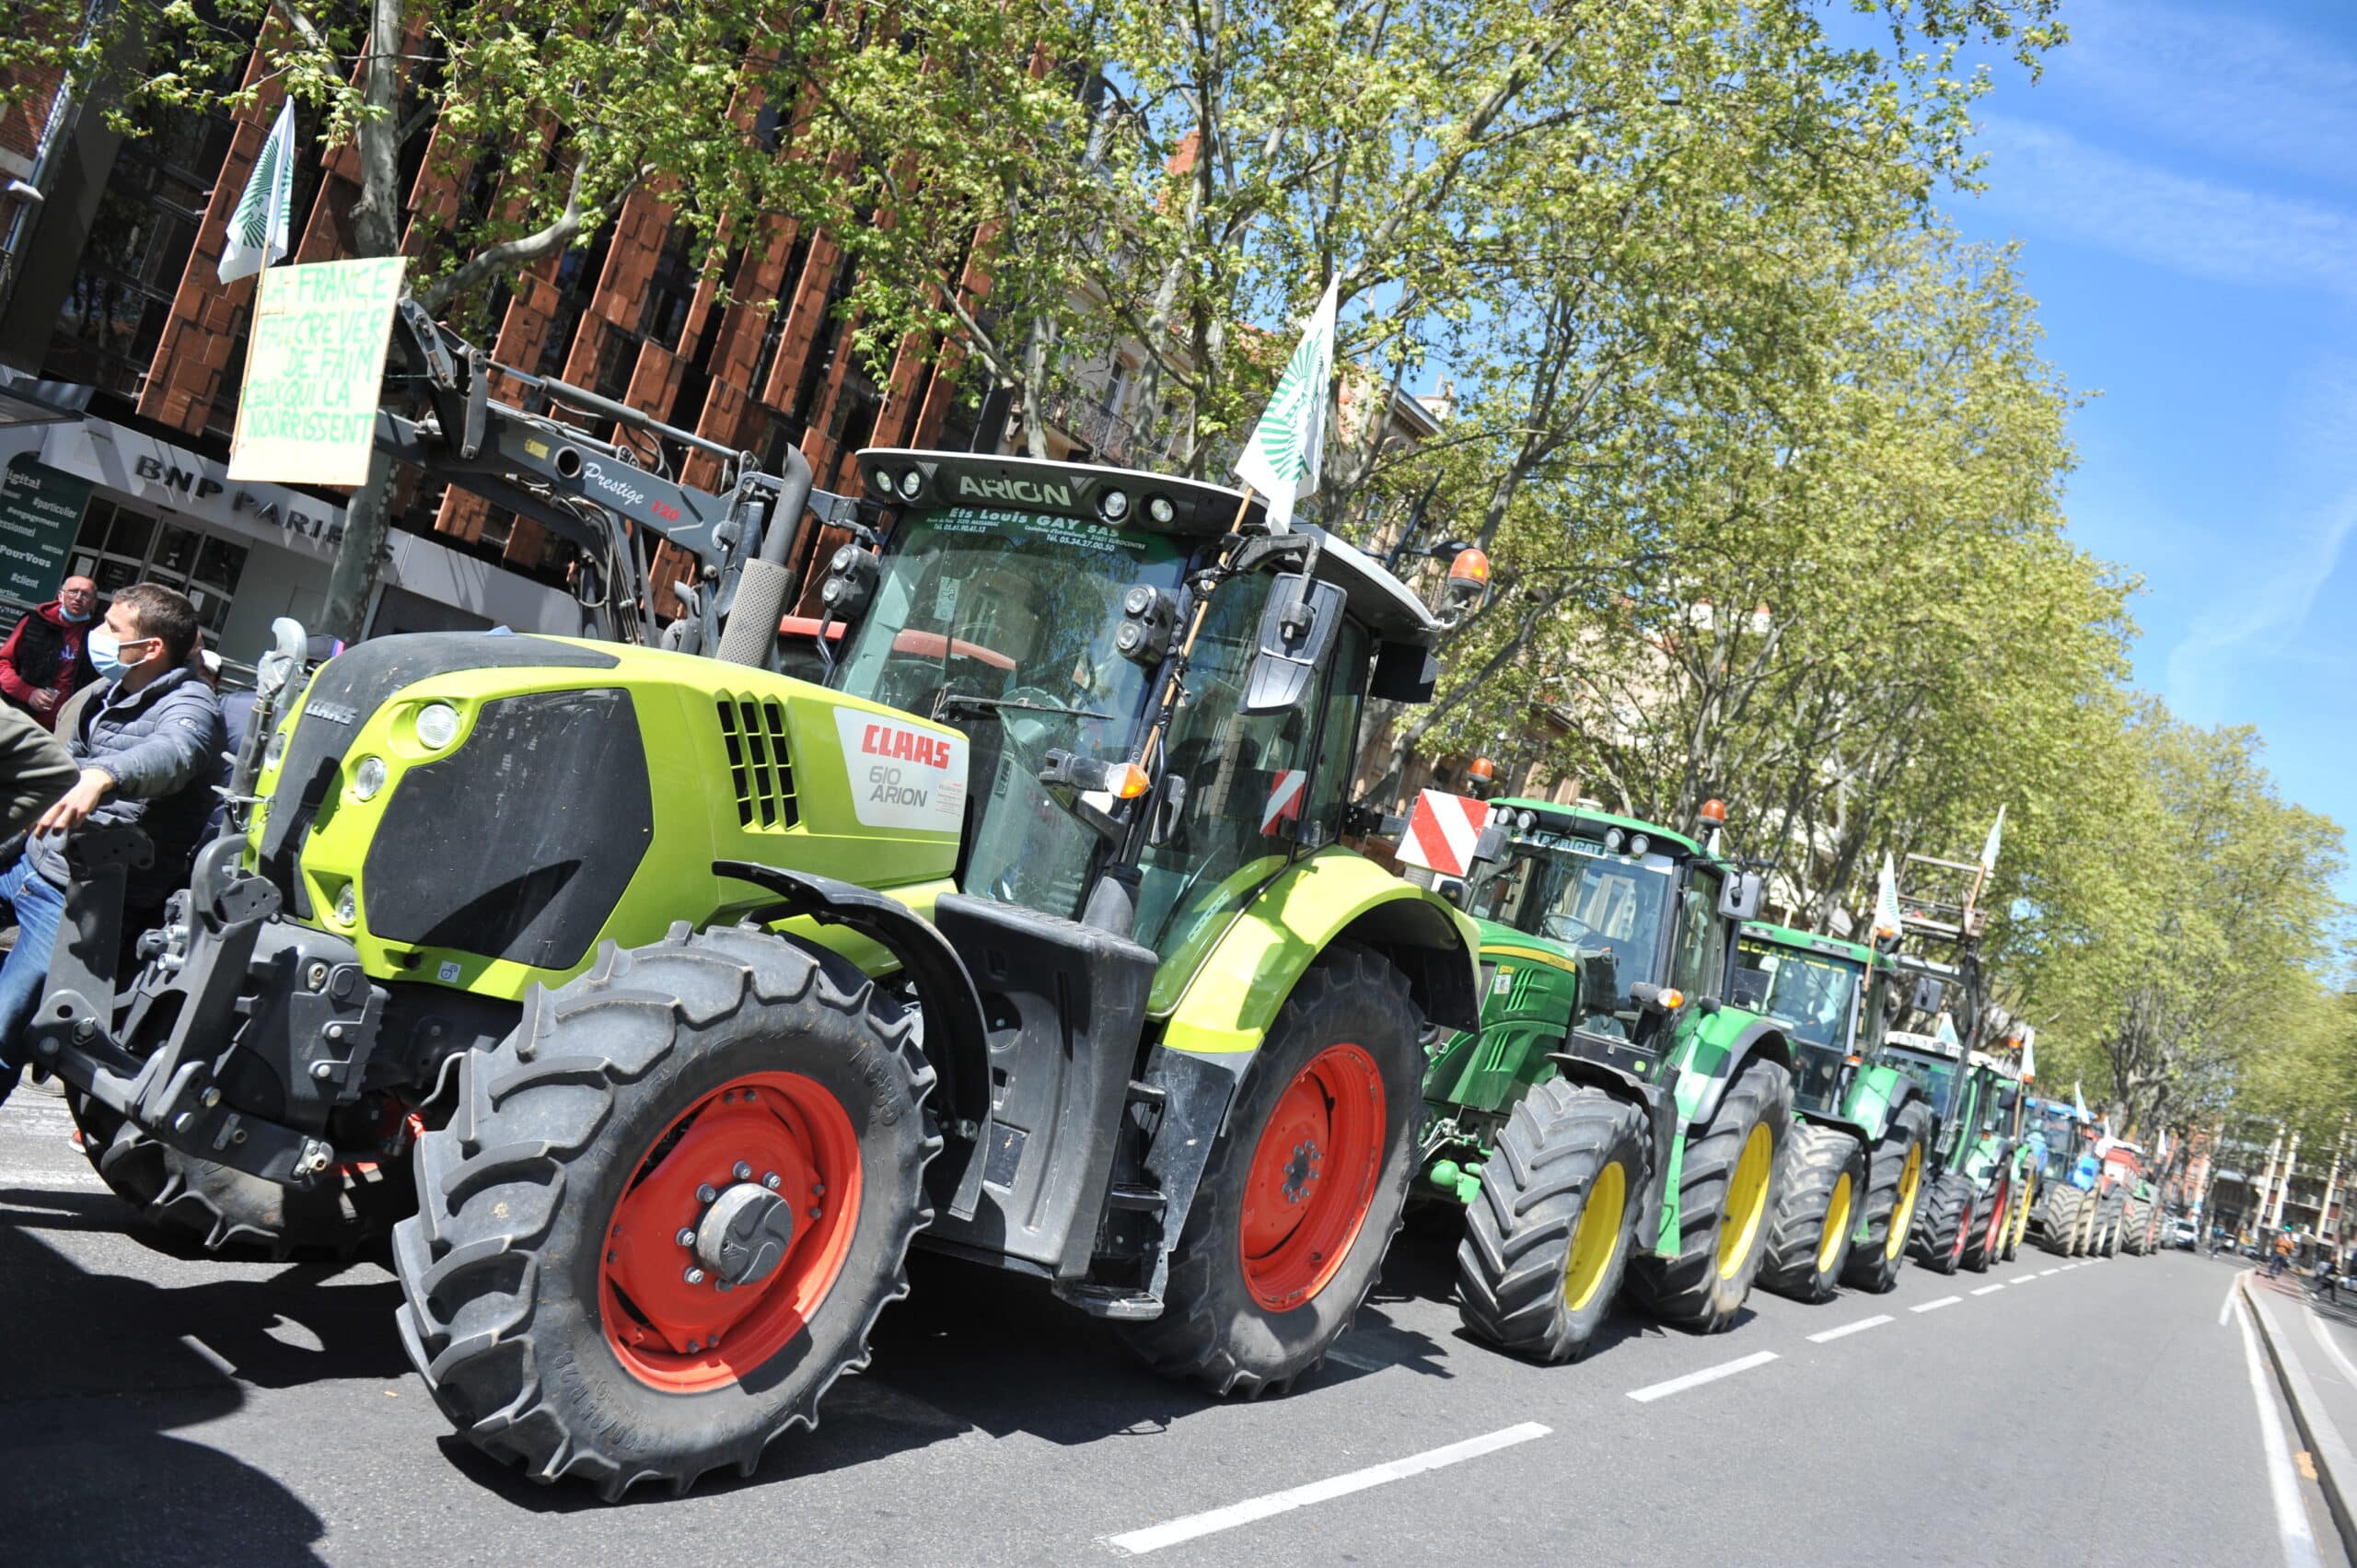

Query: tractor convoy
<box><xmin>17</xmin><ymin>308</ymin><xmax>2173</xmax><ymax>1500</ymax></box>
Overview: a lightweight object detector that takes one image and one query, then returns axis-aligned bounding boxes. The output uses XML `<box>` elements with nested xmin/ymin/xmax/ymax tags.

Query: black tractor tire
<box><xmin>1911</xmin><ymin>1170</ymin><xmax>1976</xmax><ymax>1276</ymax></box>
<box><xmin>2122</xmin><ymin>1196</ymin><xmax>2152</xmax><ymax>1256</ymax></box>
<box><xmin>1759</xmin><ymin>1123</ymin><xmax>1865</xmax><ymax>1305</ymax></box>
<box><xmin>391</xmin><ymin>925</ymin><xmax>938</xmax><ymax>1501</ymax></box>
<box><xmin>1456</xmin><ymin>1079</ymin><xmax>1650</xmax><ymax>1363</ymax></box>
<box><xmin>2035</xmin><ymin>1182</ymin><xmax>2084</xmax><ymax>1256</ymax></box>
<box><xmin>1626</xmin><ymin>1058</ymin><xmax>1793</xmax><ymax>1331</ymax></box>
<box><xmin>1120</xmin><ymin>944</ymin><xmax>1422</xmax><ymax>1396</ymax></box>
<box><xmin>1963</xmin><ymin>1178</ymin><xmax>2003</xmax><ymax>1274</ymax></box>
<box><xmin>1840</xmin><ymin>1099</ymin><xmax>1933</xmax><ymax>1294</ymax></box>
<box><xmin>2099</xmin><ymin>1194</ymin><xmax>2125</xmax><ymax>1258</ymax></box>
<box><xmin>66</xmin><ymin>1087</ymin><xmax>412</xmax><ymax>1260</ymax></box>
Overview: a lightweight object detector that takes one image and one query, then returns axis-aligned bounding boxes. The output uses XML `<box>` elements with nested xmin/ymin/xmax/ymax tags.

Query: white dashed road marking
<box><xmin>1625</xmin><ymin>1351</ymin><xmax>1780</xmax><ymax>1404</ymax></box>
<box><xmin>1806</xmin><ymin>1315</ymin><xmax>1892</xmax><ymax>1344</ymax></box>
<box><xmin>1104</xmin><ymin>1423</ymin><xmax>1552</xmax><ymax>1555</ymax></box>
<box><xmin>2041</xmin><ymin>1268</ymin><xmax>2062</xmax><ymax>1276</ymax></box>
<box><xmin>1910</xmin><ymin>1295</ymin><xmax>1963</xmax><ymax>1314</ymax></box>
<box><xmin>1970</xmin><ymin>1283</ymin><xmax>2005</xmax><ymax>1296</ymax></box>
<box><xmin>2008</xmin><ymin>1273</ymin><xmax>2038</xmax><ymax>1284</ymax></box>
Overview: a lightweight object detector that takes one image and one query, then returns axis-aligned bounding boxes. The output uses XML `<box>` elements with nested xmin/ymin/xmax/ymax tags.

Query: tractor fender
<box><xmin>1680</xmin><ymin>1016</ymin><xmax>1793</xmax><ymax>1132</ymax></box>
<box><xmin>1158</xmin><ymin>848</ymin><xmax>1481</xmax><ymax>1057</ymax></box>
<box><xmin>713</xmin><ymin>860</ymin><xmax>990</xmax><ymax>1135</ymax></box>
<box><xmin>1795</xmin><ymin>1108</ymin><xmax>1875</xmax><ymax>1154</ymax></box>
<box><xmin>1547</xmin><ymin>1051</ymin><xmax>1681</xmax><ymax>1259</ymax></box>
<box><xmin>1840</xmin><ymin>1060</ymin><xmax>1920</xmax><ymax>1144</ymax></box>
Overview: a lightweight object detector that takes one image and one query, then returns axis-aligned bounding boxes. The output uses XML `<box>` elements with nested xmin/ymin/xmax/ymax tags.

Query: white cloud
<box><xmin>1972</xmin><ymin>117</ymin><xmax>2357</xmax><ymax>302</ymax></box>
<box><xmin>2059</xmin><ymin>0</ymin><xmax>2357</xmax><ymax>190</ymax></box>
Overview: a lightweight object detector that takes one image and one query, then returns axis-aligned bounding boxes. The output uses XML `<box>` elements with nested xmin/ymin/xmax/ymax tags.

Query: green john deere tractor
<box><xmin>1881</xmin><ymin>1016</ymin><xmax>2014</xmax><ymax>1276</ymax></box>
<box><xmin>1422</xmin><ymin>799</ymin><xmax>1797</xmax><ymax>1364</ymax></box>
<box><xmin>1727</xmin><ymin>924</ymin><xmax>1936</xmax><ymax>1298</ymax></box>
<box><xmin>30</xmin><ymin>339</ymin><xmax>1485</xmax><ymax>1499</ymax></box>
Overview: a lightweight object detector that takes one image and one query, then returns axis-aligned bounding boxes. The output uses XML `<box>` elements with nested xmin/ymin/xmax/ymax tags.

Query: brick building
<box><xmin>0</xmin><ymin>40</ymin><xmax>992</xmax><ymax>663</ymax></box>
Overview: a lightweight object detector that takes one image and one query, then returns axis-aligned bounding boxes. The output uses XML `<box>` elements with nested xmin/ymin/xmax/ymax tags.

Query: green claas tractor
<box><xmin>1422</xmin><ymin>798</ymin><xmax>1798</xmax><ymax>1364</ymax></box>
<box><xmin>28</xmin><ymin>310</ymin><xmax>1484</xmax><ymax>1497</ymax></box>
<box><xmin>1726</xmin><ymin>924</ymin><xmax>1935</xmax><ymax>1297</ymax></box>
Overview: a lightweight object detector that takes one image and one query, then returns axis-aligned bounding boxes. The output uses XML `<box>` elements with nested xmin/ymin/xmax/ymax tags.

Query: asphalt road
<box><xmin>0</xmin><ymin>1087</ymin><xmax>2336</xmax><ymax>1566</ymax></box>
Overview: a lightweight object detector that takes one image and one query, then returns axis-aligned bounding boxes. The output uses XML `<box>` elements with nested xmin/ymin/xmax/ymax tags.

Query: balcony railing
<box><xmin>1037</xmin><ymin>382</ymin><xmax>1137</xmax><ymax>466</ymax></box>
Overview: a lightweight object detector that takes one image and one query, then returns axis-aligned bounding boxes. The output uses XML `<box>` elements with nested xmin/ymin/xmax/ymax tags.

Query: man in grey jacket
<box><xmin>0</xmin><ymin>584</ymin><xmax>223</xmax><ymax>1106</ymax></box>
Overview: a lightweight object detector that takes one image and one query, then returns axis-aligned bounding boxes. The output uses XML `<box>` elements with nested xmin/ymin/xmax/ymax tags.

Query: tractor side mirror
<box><xmin>1716</xmin><ymin>870</ymin><xmax>1763</xmax><ymax>922</ymax></box>
<box><xmin>1432</xmin><ymin>874</ymin><xmax>1469</xmax><ymax>908</ymax></box>
<box><xmin>1910</xmin><ymin>975</ymin><xmax>1946</xmax><ymax>1016</ymax></box>
<box><xmin>1470</xmin><ymin>823</ymin><xmax>1508</xmax><ymax>867</ymax></box>
<box><xmin>1241</xmin><ymin>574</ymin><xmax>1345</xmax><ymax>713</ymax></box>
<box><xmin>1729</xmin><ymin>964</ymin><xmax>1771</xmax><ymax>1012</ymax></box>
<box><xmin>1577</xmin><ymin>950</ymin><xmax>1620</xmax><ymax>1013</ymax></box>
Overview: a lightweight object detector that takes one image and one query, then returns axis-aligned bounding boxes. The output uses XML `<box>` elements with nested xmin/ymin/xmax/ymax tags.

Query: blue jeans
<box><xmin>0</xmin><ymin>854</ymin><xmax>65</xmax><ymax>1108</ymax></box>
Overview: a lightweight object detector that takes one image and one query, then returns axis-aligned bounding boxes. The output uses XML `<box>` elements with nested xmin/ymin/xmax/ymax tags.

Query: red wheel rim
<box><xmin>598</xmin><ymin>1071</ymin><xmax>861</xmax><ymax>1392</ymax></box>
<box><xmin>1984</xmin><ymin>1181</ymin><xmax>2010</xmax><ymax>1251</ymax></box>
<box><xmin>1237</xmin><ymin>1042</ymin><xmax>1387</xmax><ymax>1312</ymax></box>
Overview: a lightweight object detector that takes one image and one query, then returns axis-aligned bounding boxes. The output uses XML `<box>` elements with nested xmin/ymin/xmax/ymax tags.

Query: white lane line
<box><xmin>2058</xmin><ymin>1262</ymin><xmax>2080</xmax><ymax>1272</ymax></box>
<box><xmin>1910</xmin><ymin>1295</ymin><xmax>1964</xmax><ymax>1314</ymax></box>
<box><xmin>2225</xmin><ymin>1269</ymin><xmax>2253</xmax><ymax>1328</ymax></box>
<box><xmin>179</xmin><ymin>1335</ymin><xmax>238</xmax><ymax>1377</ymax></box>
<box><xmin>2236</xmin><ymin>1293</ymin><xmax>2324</xmax><ymax>1568</ymax></box>
<box><xmin>1971</xmin><ymin>1283</ymin><xmax>2006</xmax><ymax>1296</ymax></box>
<box><xmin>1104</xmin><ymin>1423</ymin><xmax>1551</xmax><ymax>1555</ymax></box>
<box><xmin>1625</xmin><ymin>1351</ymin><xmax>1780</xmax><ymax>1403</ymax></box>
<box><xmin>2041</xmin><ymin>1268</ymin><xmax>2063</xmax><ymax>1276</ymax></box>
<box><xmin>2009</xmin><ymin>1273</ymin><xmax>2039</xmax><ymax>1284</ymax></box>
<box><xmin>2305</xmin><ymin>1297</ymin><xmax>2357</xmax><ymax>1389</ymax></box>
<box><xmin>1806</xmin><ymin>1314</ymin><xmax>1893</xmax><ymax>1344</ymax></box>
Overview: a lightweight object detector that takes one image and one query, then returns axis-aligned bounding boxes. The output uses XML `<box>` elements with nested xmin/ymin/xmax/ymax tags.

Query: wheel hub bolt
<box><xmin>676</xmin><ymin>1227</ymin><xmax>696</xmax><ymax>1247</ymax></box>
<box><xmin>684</xmin><ymin>1267</ymin><xmax>706</xmax><ymax>1285</ymax></box>
<box><xmin>697</xmin><ymin>1184</ymin><xmax>718</xmax><ymax>1203</ymax></box>
<box><xmin>734</xmin><ymin>1161</ymin><xmax>753</xmax><ymax>1181</ymax></box>
<box><xmin>763</xmin><ymin>1172</ymin><xmax>781</xmax><ymax>1190</ymax></box>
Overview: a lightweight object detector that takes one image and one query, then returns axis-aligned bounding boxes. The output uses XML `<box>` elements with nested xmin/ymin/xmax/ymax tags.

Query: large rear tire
<box><xmin>1119</xmin><ymin>944</ymin><xmax>1422</xmax><ymax>1396</ymax></box>
<box><xmin>1626</xmin><ymin>1058</ymin><xmax>1792</xmax><ymax>1331</ymax></box>
<box><xmin>1455</xmin><ymin>1079</ymin><xmax>1649</xmax><ymax>1363</ymax></box>
<box><xmin>2035</xmin><ymin>1183</ymin><xmax>2084</xmax><ymax>1256</ymax></box>
<box><xmin>1759</xmin><ymin>1123</ymin><xmax>1864</xmax><ymax>1305</ymax></box>
<box><xmin>1911</xmin><ymin>1170</ymin><xmax>1975</xmax><ymax>1276</ymax></box>
<box><xmin>2122</xmin><ymin>1196</ymin><xmax>2152</xmax><ymax>1256</ymax></box>
<box><xmin>392</xmin><ymin>925</ymin><xmax>937</xmax><ymax>1501</ymax></box>
<box><xmin>67</xmin><ymin>1088</ymin><xmax>412</xmax><ymax>1260</ymax></box>
<box><xmin>1840</xmin><ymin>1099</ymin><xmax>1932</xmax><ymax>1294</ymax></box>
<box><xmin>1964</xmin><ymin>1176</ymin><xmax>2007</xmax><ymax>1274</ymax></box>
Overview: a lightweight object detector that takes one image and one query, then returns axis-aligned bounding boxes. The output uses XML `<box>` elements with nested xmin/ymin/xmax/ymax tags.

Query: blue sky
<box><xmin>1941</xmin><ymin>0</ymin><xmax>2357</xmax><ymax>884</ymax></box>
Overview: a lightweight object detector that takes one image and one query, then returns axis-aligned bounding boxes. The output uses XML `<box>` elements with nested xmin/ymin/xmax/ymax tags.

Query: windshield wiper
<box><xmin>933</xmin><ymin>693</ymin><xmax>1116</xmax><ymax>724</ymax></box>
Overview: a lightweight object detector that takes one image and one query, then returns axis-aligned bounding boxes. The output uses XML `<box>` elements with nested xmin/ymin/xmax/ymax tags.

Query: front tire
<box><xmin>392</xmin><ymin>925</ymin><xmax>938</xmax><ymax>1501</ymax></box>
<box><xmin>1963</xmin><ymin>1177</ymin><xmax>2004</xmax><ymax>1274</ymax></box>
<box><xmin>2035</xmin><ymin>1183</ymin><xmax>2084</xmax><ymax>1256</ymax></box>
<box><xmin>1627</xmin><ymin>1059</ymin><xmax>1793</xmax><ymax>1331</ymax></box>
<box><xmin>1840</xmin><ymin>1099</ymin><xmax>1931</xmax><ymax>1294</ymax></box>
<box><xmin>1119</xmin><ymin>945</ymin><xmax>1422</xmax><ymax>1396</ymax></box>
<box><xmin>1456</xmin><ymin>1079</ymin><xmax>1649</xmax><ymax>1363</ymax></box>
<box><xmin>1759</xmin><ymin>1123</ymin><xmax>1864</xmax><ymax>1305</ymax></box>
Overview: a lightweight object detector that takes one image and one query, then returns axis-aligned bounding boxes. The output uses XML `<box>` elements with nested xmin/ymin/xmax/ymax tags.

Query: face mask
<box><xmin>87</xmin><ymin>629</ymin><xmax>147</xmax><ymax>682</ymax></box>
<box><xmin>59</xmin><ymin>605</ymin><xmax>91</xmax><ymax>624</ymax></box>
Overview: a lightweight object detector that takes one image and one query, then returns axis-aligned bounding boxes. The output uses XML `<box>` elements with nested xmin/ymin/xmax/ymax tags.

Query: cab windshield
<box><xmin>1734</xmin><ymin>936</ymin><xmax>1861</xmax><ymax>1112</ymax></box>
<box><xmin>835</xmin><ymin>507</ymin><xmax>1189</xmax><ymax>916</ymax></box>
<box><xmin>1466</xmin><ymin>838</ymin><xmax>1675</xmax><ymax>1008</ymax></box>
<box><xmin>1886</xmin><ymin>1046</ymin><xmax>1963</xmax><ymax>1122</ymax></box>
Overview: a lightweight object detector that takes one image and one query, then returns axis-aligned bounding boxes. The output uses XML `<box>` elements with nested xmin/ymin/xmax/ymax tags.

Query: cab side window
<box><xmin>1670</xmin><ymin>865</ymin><xmax>1727</xmax><ymax>998</ymax></box>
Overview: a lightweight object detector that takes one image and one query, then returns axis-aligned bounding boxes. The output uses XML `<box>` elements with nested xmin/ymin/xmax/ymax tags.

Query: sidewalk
<box><xmin>2248</xmin><ymin>1268</ymin><xmax>2357</xmax><ymax>1556</ymax></box>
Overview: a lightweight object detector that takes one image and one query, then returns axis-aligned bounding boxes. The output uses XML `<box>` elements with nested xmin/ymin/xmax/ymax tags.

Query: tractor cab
<box><xmin>1728</xmin><ymin>923</ymin><xmax>1875</xmax><ymax>1116</ymax></box>
<box><xmin>834</xmin><ymin>451</ymin><xmax>1445</xmax><ymax>1002</ymax></box>
<box><xmin>1883</xmin><ymin>1030</ymin><xmax>1977</xmax><ymax>1155</ymax></box>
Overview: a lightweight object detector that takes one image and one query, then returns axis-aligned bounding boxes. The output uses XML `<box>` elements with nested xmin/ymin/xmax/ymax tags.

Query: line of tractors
<box><xmin>20</xmin><ymin>389</ymin><xmax>2167</xmax><ymax>1500</ymax></box>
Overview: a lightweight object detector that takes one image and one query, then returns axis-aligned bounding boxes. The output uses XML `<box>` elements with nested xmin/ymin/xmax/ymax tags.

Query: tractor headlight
<box><xmin>333</xmin><ymin>884</ymin><xmax>358</xmax><ymax>927</ymax></box>
<box><xmin>1604</xmin><ymin>829</ymin><xmax>1625</xmax><ymax>854</ymax></box>
<box><xmin>1629</xmin><ymin>833</ymin><xmax>1650</xmax><ymax>857</ymax></box>
<box><xmin>350</xmin><ymin>755</ymin><xmax>388</xmax><ymax>801</ymax></box>
<box><xmin>1146</xmin><ymin>494</ymin><xmax>1176</xmax><ymax>525</ymax></box>
<box><xmin>415</xmin><ymin>703</ymin><xmax>461</xmax><ymax>750</ymax></box>
<box><xmin>262</xmin><ymin>726</ymin><xmax>289</xmax><ymax>770</ymax></box>
<box><xmin>1098</xmin><ymin>488</ymin><xmax>1131</xmax><ymax>523</ymax></box>
<box><xmin>898</xmin><ymin>470</ymin><xmax>924</xmax><ymax>501</ymax></box>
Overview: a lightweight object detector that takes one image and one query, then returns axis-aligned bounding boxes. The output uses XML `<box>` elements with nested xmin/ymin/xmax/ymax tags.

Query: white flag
<box><xmin>1871</xmin><ymin>853</ymin><xmax>1902</xmax><ymax>940</ymax></box>
<box><xmin>1232</xmin><ymin>277</ymin><xmax>1340</xmax><ymax>532</ymax></box>
<box><xmin>2073</xmin><ymin>1080</ymin><xmax>2090</xmax><ymax>1122</ymax></box>
<box><xmin>2018</xmin><ymin>1025</ymin><xmax>2037</xmax><ymax>1083</ymax></box>
<box><xmin>1980</xmin><ymin>805</ymin><xmax>2006</xmax><ymax>871</ymax></box>
<box><xmin>219</xmin><ymin>101</ymin><xmax>296</xmax><ymax>285</ymax></box>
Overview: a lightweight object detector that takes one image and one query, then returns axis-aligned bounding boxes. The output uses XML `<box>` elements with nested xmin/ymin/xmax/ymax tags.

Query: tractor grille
<box><xmin>716</xmin><ymin>697</ymin><xmax>798</xmax><ymax>829</ymax></box>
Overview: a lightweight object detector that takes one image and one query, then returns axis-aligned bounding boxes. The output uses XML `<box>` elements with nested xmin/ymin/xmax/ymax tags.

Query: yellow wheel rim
<box><xmin>1816</xmin><ymin>1171</ymin><xmax>1854</xmax><ymax>1277</ymax></box>
<box><xmin>1886</xmin><ymin>1143</ymin><xmax>1924</xmax><ymax>1262</ymax></box>
<box><xmin>1563</xmin><ymin>1161</ymin><xmax>1628</xmax><ymax>1313</ymax></box>
<box><xmin>2010</xmin><ymin>1185</ymin><xmax>2032</xmax><ymax>1249</ymax></box>
<box><xmin>1716</xmin><ymin>1125</ymin><xmax>1774</xmax><ymax>1280</ymax></box>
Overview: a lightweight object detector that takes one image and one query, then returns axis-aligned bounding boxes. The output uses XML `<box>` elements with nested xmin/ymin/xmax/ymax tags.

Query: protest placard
<box><xmin>227</xmin><ymin>256</ymin><xmax>406</xmax><ymax>486</ymax></box>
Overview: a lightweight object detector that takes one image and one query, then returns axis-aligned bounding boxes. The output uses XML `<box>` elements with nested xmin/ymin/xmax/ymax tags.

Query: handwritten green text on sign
<box><xmin>227</xmin><ymin>257</ymin><xmax>405</xmax><ymax>487</ymax></box>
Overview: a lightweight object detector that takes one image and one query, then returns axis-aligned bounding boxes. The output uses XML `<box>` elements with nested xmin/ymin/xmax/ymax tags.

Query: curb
<box><xmin>2243</xmin><ymin>1272</ymin><xmax>2357</xmax><ymax>1562</ymax></box>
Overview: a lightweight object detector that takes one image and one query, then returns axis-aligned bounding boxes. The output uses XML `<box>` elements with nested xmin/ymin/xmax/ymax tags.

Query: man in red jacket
<box><xmin>0</xmin><ymin>575</ymin><xmax>99</xmax><ymax>729</ymax></box>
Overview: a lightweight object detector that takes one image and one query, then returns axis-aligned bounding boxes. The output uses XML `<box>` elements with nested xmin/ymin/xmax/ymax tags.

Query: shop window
<box><xmin>69</xmin><ymin>499</ymin><xmax>249</xmax><ymax>637</ymax></box>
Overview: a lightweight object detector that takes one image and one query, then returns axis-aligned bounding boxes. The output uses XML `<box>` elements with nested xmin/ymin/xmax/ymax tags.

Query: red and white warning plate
<box><xmin>1397</xmin><ymin>788</ymin><xmax>1490</xmax><ymax>877</ymax></box>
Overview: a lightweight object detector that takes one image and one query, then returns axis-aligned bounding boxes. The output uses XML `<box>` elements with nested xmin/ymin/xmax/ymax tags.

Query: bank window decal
<box><xmin>72</xmin><ymin>499</ymin><xmax>249</xmax><ymax>635</ymax></box>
